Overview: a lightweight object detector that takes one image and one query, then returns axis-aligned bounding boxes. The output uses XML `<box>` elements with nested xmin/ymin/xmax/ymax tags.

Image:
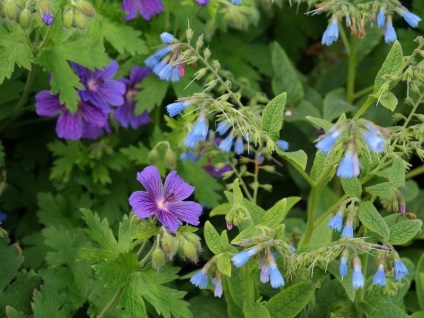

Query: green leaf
<box><xmin>120</xmin><ymin>142</ymin><xmax>150</xmax><ymax>165</ymax></box>
<box><xmin>48</xmin><ymin>140</ymin><xmax>81</xmax><ymax>182</ymax></box>
<box><xmin>340</xmin><ymin>178</ymin><xmax>362</xmax><ymax>198</ymax></box>
<box><xmin>217</xmin><ymin>253</ymin><xmax>232</xmax><ymax>277</ymax></box>
<box><xmin>271</xmin><ymin>42</ymin><xmax>304</xmax><ymax>106</ymax></box>
<box><xmin>372</xmin><ymin>41</ymin><xmax>403</xmax><ymax>95</ymax></box>
<box><xmin>389</xmin><ymin>219</ymin><xmax>422</xmax><ymax>245</ymax></box>
<box><xmin>389</xmin><ymin>158</ymin><xmax>406</xmax><ymax>188</ymax></box>
<box><xmin>357</xmin><ymin>201</ymin><xmax>390</xmax><ymax>240</ymax></box>
<box><xmin>32</xmin><ymin>285</ymin><xmax>70</xmax><ymax>318</ymax></box>
<box><xmin>323</xmin><ymin>88</ymin><xmax>356</xmax><ymax>122</ymax></box>
<box><xmin>243</xmin><ymin>199</ymin><xmax>266</xmax><ymax>224</ymax></box>
<box><xmin>260</xmin><ymin>198</ymin><xmax>287</xmax><ymax>227</ymax></box>
<box><xmin>35</xmin><ymin>24</ymin><xmax>109</xmax><ymax>113</ymax></box>
<box><xmin>243</xmin><ymin>301</ymin><xmax>271</xmax><ymax>318</ymax></box>
<box><xmin>138</xmin><ymin>268</ymin><xmax>191</xmax><ymax>318</ymax></box>
<box><xmin>265</xmin><ymin>282</ymin><xmax>315</xmax><ymax>318</ymax></box>
<box><xmin>5</xmin><ymin>307</ymin><xmax>26</xmax><ymax>318</ymax></box>
<box><xmin>204</xmin><ymin>221</ymin><xmax>227</xmax><ymax>254</ymax></box>
<box><xmin>379</xmin><ymin>91</ymin><xmax>398</xmax><ymax>112</ymax></box>
<box><xmin>262</xmin><ymin>92</ymin><xmax>287</xmax><ymax>141</ymax></box>
<box><xmin>363</xmin><ymin>297</ymin><xmax>409</xmax><ymax>318</ymax></box>
<box><xmin>135</xmin><ymin>75</ymin><xmax>169</xmax><ymax>114</ymax></box>
<box><xmin>326</xmin><ymin>260</ymin><xmax>356</xmax><ymax>301</ymax></box>
<box><xmin>0</xmin><ymin>27</ymin><xmax>33</xmax><ymax>84</ymax></box>
<box><xmin>210</xmin><ymin>203</ymin><xmax>231</xmax><ymax>217</ymax></box>
<box><xmin>98</xmin><ymin>15</ymin><xmax>147</xmax><ymax>55</ymax></box>
<box><xmin>365</xmin><ymin>182</ymin><xmax>394</xmax><ymax>199</ymax></box>
<box><xmin>121</xmin><ymin>279</ymin><xmax>147</xmax><ymax>318</ymax></box>
<box><xmin>118</xmin><ymin>214</ymin><xmax>141</xmax><ymax>253</ymax></box>
<box><xmin>189</xmin><ymin>296</ymin><xmax>228</xmax><ymax>318</ymax></box>
<box><xmin>306</xmin><ymin>116</ymin><xmax>333</xmax><ymax>131</ymax></box>
<box><xmin>416</xmin><ymin>254</ymin><xmax>424</xmax><ymax>310</ymax></box>
<box><xmin>231</xmin><ymin>225</ymin><xmax>261</xmax><ymax>245</ymax></box>
<box><xmin>276</xmin><ymin>148</ymin><xmax>308</xmax><ymax>171</ymax></box>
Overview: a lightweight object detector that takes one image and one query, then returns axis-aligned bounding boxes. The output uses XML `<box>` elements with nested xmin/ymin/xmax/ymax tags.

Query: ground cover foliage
<box><xmin>0</xmin><ymin>0</ymin><xmax>424</xmax><ymax>317</ymax></box>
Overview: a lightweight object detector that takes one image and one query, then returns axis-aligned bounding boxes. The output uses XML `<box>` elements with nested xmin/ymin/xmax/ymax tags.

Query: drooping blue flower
<box><xmin>166</xmin><ymin>101</ymin><xmax>190</xmax><ymax>117</ymax></box>
<box><xmin>372</xmin><ymin>264</ymin><xmax>386</xmax><ymax>286</ymax></box>
<box><xmin>217</xmin><ymin>120</ymin><xmax>231</xmax><ymax>135</ymax></box>
<box><xmin>394</xmin><ymin>259</ymin><xmax>408</xmax><ymax>281</ymax></box>
<box><xmin>401</xmin><ymin>10</ymin><xmax>422</xmax><ymax>28</ymax></box>
<box><xmin>377</xmin><ymin>8</ymin><xmax>386</xmax><ymax>28</ymax></box>
<box><xmin>231</xmin><ymin>0</ymin><xmax>241</xmax><ymax>5</ymax></box>
<box><xmin>231</xmin><ymin>247</ymin><xmax>259</xmax><ymax>268</ymax></box>
<box><xmin>180</xmin><ymin>151</ymin><xmax>200</xmax><ymax>162</ymax></box>
<box><xmin>259</xmin><ymin>258</ymin><xmax>270</xmax><ymax>283</ymax></box>
<box><xmin>315</xmin><ymin>127</ymin><xmax>341</xmax><ymax>154</ymax></box>
<box><xmin>321</xmin><ymin>17</ymin><xmax>339</xmax><ymax>46</ymax></box>
<box><xmin>269</xmin><ymin>262</ymin><xmax>285</xmax><ymax>288</ymax></box>
<box><xmin>129</xmin><ymin>166</ymin><xmax>202</xmax><ymax>232</ymax></box>
<box><xmin>341</xmin><ymin>222</ymin><xmax>354</xmax><ymax>239</ymax></box>
<box><xmin>185</xmin><ymin>116</ymin><xmax>208</xmax><ymax>148</ymax></box>
<box><xmin>154</xmin><ymin>61</ymin><xmax>181</xmax><ymax>82</ymax></box>
<box><xmin>328</xmin><ymin>213</ymin><xmax>343</xmax><ymax>232</ymax></box>
<box><xmin>161</xmin><ymin>32</ymin><xmax>175</xmax><ymax>44</ymax></box>
<box><xmin>71</xmin><ymin>60</ymin><xmax>126</xmax><ymax>113</ymax></box>
<box><xmin>352</xmin><ymin>263</ymin><xmax>364</xmax><ymax>290</ymax></box>
<box><xmin>219</xmin><ymin>134</ymin><xmax>234</xmax><ymax>153</ymax></box>
<box><xmin>115</xmin><ymin>66</ymin><xmax>151</xmax><ymax>129</ymax></box>
<box><xmin>190</xmin><ymin>270</ymin><xmax>209</xmax><ymax>289</ymax></box>
<box><xmin>340</xmin><ymin>255</ymin><xmax>348</xmax><ymax>278</ymax></box>
<box><xmin>337</xmin><ymin>151</ymin><xmax>360</xmax><ymax>178</ymax></box>
<box><xmin>122</xmin><ymin>0</ymin><xmax>163</xmax><ymax>21</ymax></box>
<box><xmin>363</xmin><ymin>132</ymin><xmax>385</xmax><ymax>153</ymax></box>
<box><xmin>384</xmin><ymin>21</ymin><xmax>397</xmax><ymax>44</ymax></box>
<box><xmin>234</xmin><ymin>137</ymin><xmax>244</xmax><ymax>155</ymax></box>
<box><xmin>276</xmin><ymin>139</ymin><xmax>289</xmax><ymax>151</ymax></box>
<box><xmin>212</xmin><ymin>278</ymin><xmax>223</xmax><ymax>297</ymax></box>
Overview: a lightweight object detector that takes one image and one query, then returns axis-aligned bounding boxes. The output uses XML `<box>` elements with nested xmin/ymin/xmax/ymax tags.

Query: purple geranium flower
<box><xmin>71</xmin><ymin>61</ymin><xmax>126</xmax><ymax>113</ymax></box>
<box><xmin>196</xmin><ymin>0</ymin><xmax>210</xmax><ymax>5</ymax></box>
<box><xmin>35</xmin><ymin>91</ymin><xmax>108</xmax><ymax>140</ymax></box>
<box><xmin>129</xmin><ymin>166</ymin><xmax>202</xmax><ymax>232</ymax></box>
<box><xmin>42</xmin><ymin>12</ymin><xmax>53</xmax><ymax>25</ymax></box>
<box><xmin>115</xmin><ymin>66</ymin><xmax>151</xmax><ymax>129</ymax></box>
<box><xmin>122</xmin><ymin>0</ymin><xmax>163</xmax><ymax>21</ymax></box>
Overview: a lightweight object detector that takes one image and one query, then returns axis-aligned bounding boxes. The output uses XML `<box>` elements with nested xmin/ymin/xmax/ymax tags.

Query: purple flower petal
<box><xmin>79</xmin><ymin>102</ymin><xmax>108</xmax><ymax>127</ymax></box>
<box><xmin>99</xmin><ymin>60</ymin><xmax>120</xmax><ymax>80</ymax></box>
<box><xmin>163</xmin><ymin>171</ymin><xmax>195</xmax><ymax>201</ymax></box>
<box><xmin>129</xmin><ymin>66</ymin><xmax>151</xmax><ymax>85</ymax></box>
<box><xmin>165</xmin><ymin>201</ymin><xmax>202</xmax><ymax>227</ymax></box>
<box><xmin>35</xmin><ymin>91</ymin><xmax>62</xmax><ymax>116</ymax></box>
<box><xmin>136</xmin><ymin>166</ymin><xmax>163</xmax><ymax>200</ymax></box>
<box><xmin>56</xmin><ymin>111</ymin><xmax>83</xmax><ymax>140</ymax></box>
<box><xmin>129</xmin><ymin>191</ymin><xmax>157</xmax><ymax>218</ymax></box>
<box><xmin>157</xmin><ymin>210</ymin><xmax>181</xmax><ymax>232</ymax></box>
<box><xmin>140</xmin><ymin>0</ymin><xmax>164</xmax><ymax>21</ymax></box>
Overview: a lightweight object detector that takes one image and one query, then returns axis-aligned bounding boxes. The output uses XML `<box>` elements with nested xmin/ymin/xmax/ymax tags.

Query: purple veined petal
<box><xmin>129</xmin><ymin>66</ymin><xmax>151</xmax><ymax>85</ymax></box>
<box><xmin>136</xmin><ymin>166</ymin><xmax>163</xmax><ymax>201</ymax></box>
<box><xmin>81</xmin><ymin>122</ymin><xmax>105</xmax><ymax>139</ymax></box>
<box><xmin>56</xmin><ymin>111</ymin><xmax>83</xmax><ymax>140</ymax></box>
<box><xmin>97</xmin><ymin>81</ymin><xmax>126</xmax><ymax>106</ymax></box>
<box><xmin>157</xmin><ymin>209</ymin><xmax>182</xmax><ymax>232</ymax></box>
<box><xmin>99</xmin><ymin>60</ymin><xmax>120</xmax><ymax>80</ymax></box>
<box><xmin>129</xmin><ymin>191</ymin><xmax>158</xmax><ymax>218</ymax></box>
<box><xmin>140</xmin><ymin>0</ymin><xmax>164</xmax><ymax>21</ymax></box>
<box><xmin>115</xmin><ymin>102</ymin><xmax>150</xmax><ymax>129</ymax></box>
<box><xmin>42</xmin><ymin>12</ymin><xmax>54</xmax><ymax>25</ymax></box>
<box><xmin>70</xmin><ymin>62</ymin><xmax>87</xmax><ymax>78</ymax></box>
<box><xmin>79</xmin><ymin>102</ymin><xmax>108</xmax><ymax>126</ymax></box>
<box><xmin>165</xmin><ymin>201</ymin><xmax>202</xmax><ymax>227</ymax></box>
<box><xmin>122</xmin><ymin>0</ymin><xmax>139</xmax><ymax>20</ymax></box>
<box><xmin>35</xmin><ymin>91</ymin><xmax>62</xmax><ymax>116</ymax></box>
<box><xmin>163</xmin><ymin>171</ymin><xmax>195</xmax><ymax>201</ymax></box>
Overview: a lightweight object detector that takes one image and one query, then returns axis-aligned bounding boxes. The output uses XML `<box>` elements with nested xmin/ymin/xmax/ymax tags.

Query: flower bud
<box><xmin>74</xmin><ymin>10</ymin><xmax>86</xmax><ymax>30</ymax></box>
<box><xmin>38</xmin><ymin>0</ymin><xmax>52</xmax><ymax>14</ymax></box>
<box><xmin>182</xmin><ymin>240</ymin><xmax>198</xmax><ymax>261</ymax></box>
<box><xmin>184</xmin><ymin>232</ymin><xmax>202</xmax><ymax>251</ymax></box>
<box><xmin>19</xmin><ymin>10</ymin><xmax>31</xmax><ymax>30</ymax></box>
<box><xmin>161</xmin><ymin>232</ymin><xmax>178</xmax><ymax>258</ymax></box>
<box><xmin>164</xmin><ymin>149</ymin><xmax>177</xmax><ymax>170</ymax></box>
<box><xmin>78</xmin><ymin>0</ymin><xmax>96</xmax><ymax>18</ymax></box>
<box><xmin>4</xmin><ymin>1</ymin><xmax>18</xmax><ymax>20</ymax></box>
<box><xmin>151</xmin><ymin>248</ymin><xmax>166</xmax><ymax>270</ymax></box>
<box><xmin>63</xmin><ymin>9</ymin><xmax>74</xmax><ymax>28</ymax></box>
<box><xmin>148</xmin><ymin>149</ymin><xmax>159</xmax><ymax>165</ymax></box>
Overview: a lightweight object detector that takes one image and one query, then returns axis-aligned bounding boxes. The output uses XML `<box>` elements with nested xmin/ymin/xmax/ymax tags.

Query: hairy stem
<box><xmin>346</xmin><ymin>39</ymin><xmax>357</xmax><ymax>104</ymax></box>
<box><xmin>97</xmin><ymin>288</ymin><xmax>124</xmax><ymax>318</ymax></box>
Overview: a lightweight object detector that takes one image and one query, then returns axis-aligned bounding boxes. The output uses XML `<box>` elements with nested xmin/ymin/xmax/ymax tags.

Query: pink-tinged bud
<box><xmin>226</xmin><ymin>221</ymin><xmax>233</xmax><ymax>230</ymax></box>
<box><xmin>179</xmin><ymin>64</ymin><xmax>185</xmax><ymax>77</ymax></box>
<box><xmin>400</xmin><ymin>203</ymin><xmax>406</xmax><ymax>214</ymax></box>
<box><xmin>79</xmin><ymin>0</ymin><xmax>96</xmax><ymax>18</ymax></box>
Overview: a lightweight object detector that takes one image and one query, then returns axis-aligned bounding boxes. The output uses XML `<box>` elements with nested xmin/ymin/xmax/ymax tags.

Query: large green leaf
<box><xmin>262</xmin><ymin>92</ymin><xmax>287</xmax><ymax>141</ymax></box>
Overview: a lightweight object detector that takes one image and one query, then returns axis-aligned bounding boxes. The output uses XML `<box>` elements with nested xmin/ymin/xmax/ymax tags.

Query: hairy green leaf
<box><xmin>262</xmin><ymin>92</ymin><xmax>287</xmax><ymax>141</ymax></box>
<box><xmin>341</xmin><ymin>178</ymin><xmax>362</xmax><ymax>198</ymax></box>
<box><xmin>389</xmin><ymin>219</ymin><xmax>422</xmax><ymax>245</ymax></box>
<box><xmin>357</xmin><ymin>201</ymin><xmax>390</xmax><ymax>240</ymax></box>
<box><xmin>204</xmin><ymin>221</ymin><xmax>227</xmax><ymax>254</ymax></box>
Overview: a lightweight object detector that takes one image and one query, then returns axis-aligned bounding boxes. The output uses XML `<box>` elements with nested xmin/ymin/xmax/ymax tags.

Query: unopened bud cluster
<box><xmin>63</xmin><ymin>0</ymin><xmax>96</xmax><ymax>30</ymax></box>
<box><xmin>158</xmin><ymin>228</ymin><xmax>202</xmax><ymax>264</ymax></box>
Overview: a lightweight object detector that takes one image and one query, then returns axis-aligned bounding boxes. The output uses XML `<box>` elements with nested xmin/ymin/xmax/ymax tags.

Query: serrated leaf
<box><xmin>271</xmin><ymin>42</ymin><xmax>303</xmax><ymax>106</ymax></box>
<box><xmin>276</xmin><ymin>148</ymin><xmax>308</xmax><ymax>171</ymax></box>
<box><xmin>306</xmin><ymin>116</ymin><xmax>333</xmax><ymax>131</ymax></box>
<box><xmin>204</xmin><ymin>221</ymin><xmax>227</xmax><ymax>254</ymax></box>
<box><xmin>323</xmin><ymin>88</ymin><xmax>356</xmax><ymax>122</ymax></box>
<box><xmin>262</xmin><ymin>92</ymin><xmax>287</xmax><ymax>141</ymax></box>
<box><xmin>379</xmin><ymin>91</ymin><xmax>398</xmax><ymax>112</ymax></box>
<box><xmin>121</xmin><ymin>279</ymin><xmax>147</xmax><ymax>318</ymax></box>
<box><xmin>93</xmin><ymin>252</ymin><xmax>139</xmax><ymax>288</ymax></box>
<box><xmin>118</xmin><ymin>214</ymin><xmax>141</xmax><ymax>253</ymax></box>
<box><xmin>32</xmin><ymin>285</ymin><xmax>70</xmax><ymax>318</ymax></box>
<box><xmin>0</xmin><ymin>27</ymin><xmax>33</xmax><ymax>84</ymax></box>
<box><xmin>217</xmin><ymin>254</ymin><xmax>232</xmax><ymax>277</ymax></box>
<box><xmin>372</xmin><ymin>41</ymin><xmax>403</xmax><ymax>94</ymax></box>
<box><xmin>388</xmin><ymin>219</ymin><xmax>422</xmax><ymax>245</ymax></box>
<box><xmin>265</xmin><ymin>282</ymin><xmax>315</xmax><ymax>317</ymax></box>
<box><xmin>357</xmin><ymin>201</ymin><xmax>390</xmax><ymax>240</ymax></box>
<box><xmin>363</xmin><ymin>297</ymin><xmax>409</xmax><ymax>318</ymax></box>
<box><xmin>135</xmin><ymin>75</ymin><xmax>169</xmax><ymax>114</ymax></box>
<box><xmin>99</xmin><ymin>15</ymin><xmax>147</xmax><ymax>55</ymax></box>
<box><xmin>243</xmin><ymin>301</ymin><xmax>271</xmax><ymax>318</ymax></box>
<box><xmin>365</xmin><ymin>182</ymin><xmax>394</xmax><ymax>199</ymax></box>
<box><xmin>210</xmin><ymin>203</ymin><xmax>231</xmax><ymax>217</ymax></box>
<box><xmin>341</xmin><ymin>178</ymin><xmax>362</xmax><ymax>198</ymax></box>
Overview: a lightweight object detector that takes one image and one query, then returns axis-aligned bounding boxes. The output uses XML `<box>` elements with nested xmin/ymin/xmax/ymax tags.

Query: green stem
<box><xmin>252</xmin><ymin>158</ymin><xmax>259</xmax><ymax>204</ymax></box>
<box><xmin>353</xmin><ymin>85</ymin><xmax>373</xmax><ymax>100</ymax></box>
<box><xmin>346</xmin><ymin>39</ymin><xmax>357</xmax><ymax>104</ymax></box>
<box><xmin>37</xmin><ymin>25</ymin><xmax>53</xmax><ymax>50</ymax></box>
<box><xmin>244</xmin><ymin>263</ymin><xmax>255</xmax><ymax>303</ymax></box>
<box><xmin>227</xmin><ymin>157</ymin><xmax>254</xmax><ymax>202</ymax></box>
<box><xmin>339</xmin><ymin>27</ymin><xmax>351</xmax><ymax>57</ymax></box>
<box><xmin>353</xmin><ymin>96</ymin><xmax>375</xmax><ymax>120</ymax></box>
<box><xmin>355</xmin><ymin>231</ymin><xmax>368</xmax><ymax>318</ymax></box>
<box><xmin>97</xmin><ymin>288</ymin><xmax>124</xmax><ymax>318</ymax></box>
<box><xmin>406</xmin><ymin>165</ymin><xmax>424</xmax><ymax>179</ymax></box>
<box><xmin>16</xmin><ymin>67</ymin><xmax>36</xmax><ymax>113</ymax></box>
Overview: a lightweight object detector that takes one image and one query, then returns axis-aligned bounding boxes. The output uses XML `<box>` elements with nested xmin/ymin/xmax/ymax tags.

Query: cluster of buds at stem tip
<box><xmin>381</xmin><ymin>188</ymin><xmax>406</xmax><ymax>214</ymax></box>
<box><xmin>63</xmin><ymin>0</ymin><xmax>96</xmax><ymax>30</ymax></box>
<box><xmin>159</xmin><ymin>228</ymin><xmax>202</xmax><ymax>262</ymax></box>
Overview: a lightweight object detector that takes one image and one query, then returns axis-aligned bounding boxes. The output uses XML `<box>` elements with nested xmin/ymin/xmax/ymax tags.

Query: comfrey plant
<box><xmin>0</xmin><ymin>0</ymin><xmax>423</xmax><ymax>317</ymax></box>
